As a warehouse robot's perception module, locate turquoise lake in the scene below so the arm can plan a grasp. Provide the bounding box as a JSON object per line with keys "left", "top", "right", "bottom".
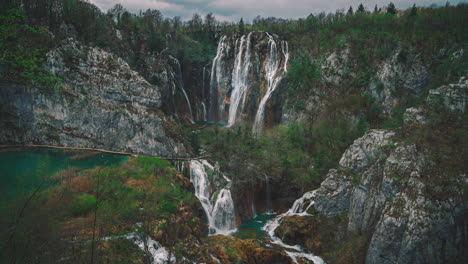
{"left": 0, "top": 148, "right": 127, "bottom": 199}
{"left": 234, "top": 214, "right": 276, "bottom": 240}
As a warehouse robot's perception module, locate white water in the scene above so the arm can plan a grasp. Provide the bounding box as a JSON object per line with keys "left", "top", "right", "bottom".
{"left": 189, "top": 160, "right": 236, "bottom": 235}
{"left": 209, "top": 36, "right": 228, "bottom": 121}
{"left": 252, "top": 35, "right": 289, "bottom": 135}
{"left": 126, "top": 233, "right": 176, "bottom": 264}
{"left": 263, "top": 190, "right": 325, "bottom": 264}
{"left": 227, "top": 32, "right": 253, "bottom": 127}
{"left": 265, "top": 175, "right": 273, "bottom": 213}
{"left": 201, "top": 102, "right": 207, "bottom": 121}
{"left": 169, "top": 55, "right": 194, "bottom": 123}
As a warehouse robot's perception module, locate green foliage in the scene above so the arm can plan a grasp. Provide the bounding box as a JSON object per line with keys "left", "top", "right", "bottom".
{"left": 0, "top": 9, "right": 61, "bottom": 90}
{"left": 197, "top": 117, "right": 366, "bottom": 192}
{"left": 287, "top": 51, "right": 321, "bottom": 109}
{"left": 135, "top": 155, "right": 170, "bottom": 173}
{"left": 70, "top": 193, "right": 96, "bottom": 215}
{"left": 383, "top": 108, "right": 405, "bottom": 129}
{"left": 387, "top": 2, "right": 397, "bottom": 15}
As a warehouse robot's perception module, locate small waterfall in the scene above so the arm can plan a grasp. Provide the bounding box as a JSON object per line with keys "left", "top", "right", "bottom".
{"left": 169, "top": 55, "right": 194, "bottom": 123}
{"left": 282, "top": 40, "right": 290, "bottom": 72}
{"left": 252, "top": 35, "right": 289, "bottom": 135}
{"left": 209, "top": 36, "right": 228, "bottom": 121}
{"left": 265, "top": 175, "right": 273, "bottom": 213}
{"left": 252, "top": 202, "right": 258, "bottom": 218}
{"left": 126, "top": 233, "right": 175, "bottom": 264}
{"left": 189, "top": 160, "right": 236, "bottom": 235}
{"left": 263, "top": 190, "right": 325, "bottom": 264}
{"left": 201, "top": 102, "right": 207, "bottom": 121}
{"left": 227, "top": 32, "right": 253, "bottom": 127}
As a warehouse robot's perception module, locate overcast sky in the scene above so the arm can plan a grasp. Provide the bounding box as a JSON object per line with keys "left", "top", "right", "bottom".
{"left": 89, "top": 0, "right": 467, "bottom": 22}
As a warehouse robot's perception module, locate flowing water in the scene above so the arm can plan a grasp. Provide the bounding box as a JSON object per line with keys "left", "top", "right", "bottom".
{"left": 126, "top": 232, "right": 176, "bottom": 264}
{"left": 201, "top": 102, "right": 207, "bottom": 121}
{"left": 265, "top": 175, "right": 273, "bottom": 213}
{"left": 209, "top": 36, "right": 228, "bottom": 121}
{"left": 252, "top": 35, "right": 289, "bottom": 135}
{"left": 227, "top": 32, "right": 253, "bottom": 127}
{"left": 189, "top": 160, "right": 236, "bottom": 235}
{"left": 263, "top": 190, "right": 325, "bottom": 264}
{"left": 208, "top": 32, "right": 289, "bottom": 129}
{"left": 169, "top": 55, "right": 194, "bottom": 123}
{"left": 234, "top": 214, "right": 275, "bottom": 240}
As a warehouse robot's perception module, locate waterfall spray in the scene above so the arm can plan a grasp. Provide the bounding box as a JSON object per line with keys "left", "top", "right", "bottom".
{"left": 189, "top": 160, "right": 236, "bottom": 235}
{"left": 209, "top": 36, "right": 228, "bottom": 121}
{"left": 169, "top": 56, "right": 194, "bottom": 123}
{"left": 252, "top": 35, "right": 289, "bottom": 135}
{"left": 263, "top": 190, "right": 325, "bottom": 263}
{"left": 227, "top": 32, "right": 253, "bottom": 127}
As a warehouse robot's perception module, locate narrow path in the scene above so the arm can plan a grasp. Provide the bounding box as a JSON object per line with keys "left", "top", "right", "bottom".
{"left": 0, "top": 144, "right": 205, "bottom": 161}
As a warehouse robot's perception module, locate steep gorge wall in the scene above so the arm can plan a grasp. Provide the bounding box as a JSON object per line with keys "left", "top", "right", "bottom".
{"left": 275, "top": 79, "right": 468, "bottom": 263}
{"left": 0, "top": 39, "right": 187, "bottom": 157}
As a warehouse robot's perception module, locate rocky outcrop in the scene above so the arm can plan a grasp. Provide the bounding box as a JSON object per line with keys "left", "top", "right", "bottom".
{"left": 427, "top": 76, "right": 468, "bottom": 113}
{"left": 206, "top": 235, "right": 291, "bottom": 264}
{"left": 277, "top": 125, "right": 467, "bottom": 263}
{"left": 403, "top": 107, "right": 427, "bottom": 126}
{"left": 0, "top": 39, "right": 187, "bottom": 157}
{"left": 367, "top": 49, "right": 429, "bottom": 114}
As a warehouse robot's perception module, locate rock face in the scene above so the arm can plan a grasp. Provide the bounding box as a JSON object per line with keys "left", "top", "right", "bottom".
{"left": 367, "top": 49, "right": 429, "bottom": 115}
{"left": 277, "top": 125, "right": 467, "bottom": 263}
{"left": 0, "top": 39, "right": 187, "bottom": 157}
{"left": 427, "top": 76, "right": 468, "bottom": 113}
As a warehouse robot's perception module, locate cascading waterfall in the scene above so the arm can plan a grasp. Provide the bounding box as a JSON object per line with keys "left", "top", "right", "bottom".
{"left": 227, "top": 32, "right": 253, "bottom": 127}
{"left": 263, "top": 190, "right": 325, "bottom": 264}
{"left": 189, "top": 160, "right": 236, "bottom": 235}
{"left": 169, "top": 55, "right": 194, "bottom": 123}
{"left": 201, "top": 102, "right": 207, "bottom": 121}
{"left": 126, "top": 233, "right": 176, "bottom": 264}
{"left": 252, "top": 35, "right": 289, "bottom": 135}
{"left": 265, "top": 175, "right": 273, "bottom": 213}
{"left": 209, "top": 36, "right": 228, "bottom": 121}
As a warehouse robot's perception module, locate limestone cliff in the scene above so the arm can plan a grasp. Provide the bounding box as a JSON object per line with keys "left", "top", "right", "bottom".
{"left": 0, "top": 39, "right": 187, "bottom": 157}
{"left": 275, "top": 79, "right": 468, "bottom": 263}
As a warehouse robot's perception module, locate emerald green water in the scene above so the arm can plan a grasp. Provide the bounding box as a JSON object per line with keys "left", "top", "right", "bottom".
{"left": 0, "top": 148, "right": 127, "bottom": 199}
{"left": 234, "top": 214, "right": 276, "bottom": 240}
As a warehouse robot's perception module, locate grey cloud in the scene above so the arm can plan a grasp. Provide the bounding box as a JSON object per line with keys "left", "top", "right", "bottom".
{"left": 89, "top": 0, "right": 467, "bottom": 21}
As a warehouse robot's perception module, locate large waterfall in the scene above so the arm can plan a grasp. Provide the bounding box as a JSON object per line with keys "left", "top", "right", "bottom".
{"left": 189, "top": 160, "right": 236, "bottom": 235}
{"left": 209, "top": 36, "right": 228, "bottom": 121}
{"left": 252, "top": 35, "right": 289, "bottom": 135}
{"left": 227, "top": 32, "right": 253, "bottom": 127}
{"left": 263, "top": 190, "right": 325, "bottom": 264}
{"left": 207, "top": 32, "right": 289, "bottom": 130}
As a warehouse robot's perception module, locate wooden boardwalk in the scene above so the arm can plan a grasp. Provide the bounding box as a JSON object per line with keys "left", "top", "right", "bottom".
{"left": 0, "top": 144, "right": 204, "bottom": 161}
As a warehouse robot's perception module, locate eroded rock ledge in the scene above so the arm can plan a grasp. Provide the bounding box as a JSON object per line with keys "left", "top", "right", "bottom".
{"left": 0, "top": 39, "right": 187, "bottom": 157}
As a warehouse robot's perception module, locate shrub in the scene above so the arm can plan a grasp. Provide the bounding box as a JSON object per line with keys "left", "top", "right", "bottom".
{"left": 70, "top": 193, "right": 96, "bottom": 215}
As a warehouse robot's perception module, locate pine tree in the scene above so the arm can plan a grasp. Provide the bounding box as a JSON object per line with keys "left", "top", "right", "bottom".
{"left": 387, "top": 2, "right": 397, "bottom": 15}
{"left": 374, "top": 5, "right": 379, "bottom": 13}
{"left": 239, "top": 17, "right": 245, "bottom": 35}
{"left": 410, "top": 4, "right": 417, "bottom": 16}
{"left": 357, "top": 3, "right": 365, "bottom": 13}
{"left": 347, "top": 6, "right": 354, "bottom": 15}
